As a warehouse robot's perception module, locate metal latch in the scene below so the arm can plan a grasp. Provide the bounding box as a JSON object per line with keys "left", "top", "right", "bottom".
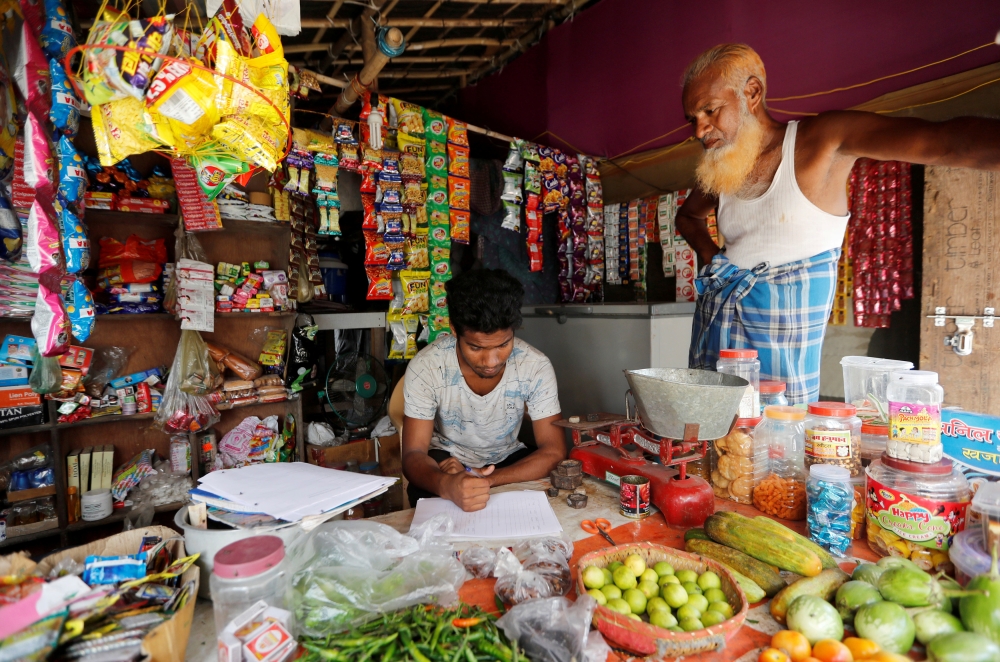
{"left": 927, "top": 307, "right": 995, "bottom": 356}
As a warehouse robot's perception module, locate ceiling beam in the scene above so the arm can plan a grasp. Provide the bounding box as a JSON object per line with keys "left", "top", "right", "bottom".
{"left": 328, "top": 55, "right": 483, "bottom": 64}
{"left": 375, "top": 69, "right": 468, "bottom": 78}
{"left": 310, "top": 0, "right": 343, "bottom": 44}
{"left": 301, "top": 17, "right": 530, "bottom": 28}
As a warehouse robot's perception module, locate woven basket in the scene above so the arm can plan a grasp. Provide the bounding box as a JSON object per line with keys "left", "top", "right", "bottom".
{"left": 575, "top": 542, "right": 748, "bottom": 659}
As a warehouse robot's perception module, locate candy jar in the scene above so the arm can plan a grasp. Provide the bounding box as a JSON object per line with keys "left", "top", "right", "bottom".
{"left": 807, "top": 464, "right": 853, "bottom": 557}
{"left": 753, "top": 406, "right": 807, "bottom": 520}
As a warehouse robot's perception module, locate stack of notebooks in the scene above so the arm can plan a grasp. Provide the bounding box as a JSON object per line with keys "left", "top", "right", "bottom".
{"left": 190, "top": 462, "right": 397, "bottom": 529}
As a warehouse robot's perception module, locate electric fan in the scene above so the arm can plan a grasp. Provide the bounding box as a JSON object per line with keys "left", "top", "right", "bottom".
{"left": 318, "top": 353, "right": 389, "bottom": 429}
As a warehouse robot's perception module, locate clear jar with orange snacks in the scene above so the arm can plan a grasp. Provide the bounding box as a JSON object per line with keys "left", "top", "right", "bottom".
{"left": 712, "top": 417, "right": 763, "bottom": 505}
{"left": 753, "top": 406, "right": 807, "bottom": 520}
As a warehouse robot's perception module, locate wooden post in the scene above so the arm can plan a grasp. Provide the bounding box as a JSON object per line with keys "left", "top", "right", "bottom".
{"left": 333, "top": 26, "right": 404, "bottom": 115}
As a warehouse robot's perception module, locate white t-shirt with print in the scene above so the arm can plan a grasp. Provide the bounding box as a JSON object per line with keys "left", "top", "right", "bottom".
{"left": 403, "top": 335, "right": 561, "bottom": 467}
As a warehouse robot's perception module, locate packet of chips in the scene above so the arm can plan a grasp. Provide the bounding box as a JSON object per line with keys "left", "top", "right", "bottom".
{"left": 450, "top": 209, "right": 470, "bottom": 245}
{"left": 430, "top": 279, "right": 448, "bottom": 311}
{"left": 92, "top": 96, "right": 166, "bottom": 166}
{"left": 502, "top": 201, "right": 521, "bottom": 232}
{"left": 14, "top": 23, "right": 51, "bottom": 119}
{"left": 431, "top": 243, "right": 452, "bottom": 282}
{"left": 60, "top": 206, "right": 90, "bottom": 273}
{"left": 400, "top": 269, "right": 429, "bottom": 314}
{"left": 405, "top": 235, "right": 428, "bottom": 270}
{"left": 403, "top": 314, "right": 419, "bottom": 359}
{"left": 387, "top": 311, "right": 405, "bottom": 359}
{"left": 392, "top": 98, "right": 424, "bottom": 137}
{"left": 49, "top": 59, "right": 79, "bottom": 137}
{"left": 447, "top": 117, "right": 469, "bottom": 147}
{"left": 365, "top": 266, "right": 392, "bottom": 300}
{"left": 27, "top": 199, "right": 62, "bottom": 274}
{"left": 447, "top": 143, "right": 469, "bottom": 178}
{"left": 427, "top": 187, "right": 448, "bottom": 209}
{"left": 146, "top": 59, "right": 220, "bottom": 148}
{"left": 58, "top": 135, "right": 88, "bottom": 205}
{"left": 424, "top": 108, "right": 447, "bottom": 142}
{"left": 364, "top": 230, "right": 389, "bottom": 265}
{"left": 24, "top": 112, "right": 55, "bottom": 193}
{"left": 64, "top": 277, "right": 95, "bottom": 342}
{"left": 501, "top": 172, "right": 523, "bottom": 204}
{"left": 41, "top": 0, "right": 76, "bottom": 59}
{"left": 448, "top": 177, "right": 470, "bottom": 211}
{"left": 118, "top": 16, "right": 174, "bottom": 99}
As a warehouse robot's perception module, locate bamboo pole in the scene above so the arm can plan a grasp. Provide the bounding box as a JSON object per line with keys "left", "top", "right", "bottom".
{"left": 289, "top": 65, "right": 347, "bottom": 88}
{"left": 328, "top": 55, "right": 482, "bottom": 64}
{"left": 301, "top": 17, "right": 530, "bottom": 28}
{"left": 332, "top": 26, "right": 404, "bottom": 115}
{"left": 375, "top": 69, "right": 467, "bottom": 78}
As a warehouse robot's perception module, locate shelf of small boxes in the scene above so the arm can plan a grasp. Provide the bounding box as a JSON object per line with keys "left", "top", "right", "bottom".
{"left": 214, "top": 261, "right": 292, "bottom": 314}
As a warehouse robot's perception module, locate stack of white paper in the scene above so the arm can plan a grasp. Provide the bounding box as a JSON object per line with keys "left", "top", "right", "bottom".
{"left": 409, "top": 490, "right": 563, "bottom": 541}
{"left": 196, "top": 462, "right": 397, "bottom": 521}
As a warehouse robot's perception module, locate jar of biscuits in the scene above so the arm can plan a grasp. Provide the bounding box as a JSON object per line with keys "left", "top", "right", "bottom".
{"left": 804, "top": 402, "right": 862, "bottom": 476}
{"left": 711, "top": 417, "right": 763, "bottom": 505}
{"left": 753, "top": 406, "right": 807, "bottom": 520}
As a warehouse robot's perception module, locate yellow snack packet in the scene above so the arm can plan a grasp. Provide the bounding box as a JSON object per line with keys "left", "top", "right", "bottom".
{"left": 146, "top": 59, "right": 220, "bottom": 150}
{"left": 91, "top": 96, "right": 165, "bottom": 166}
{"left": 403, "top": 315, "right": 419, "bottom": 359}
{"left": 400, "top": 269, "right": 429, "bottom": 315}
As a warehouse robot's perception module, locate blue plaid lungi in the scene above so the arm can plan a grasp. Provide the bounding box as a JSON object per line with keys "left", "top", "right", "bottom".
{"left": 688, "top": 249, "right": 840, "bottom": 405}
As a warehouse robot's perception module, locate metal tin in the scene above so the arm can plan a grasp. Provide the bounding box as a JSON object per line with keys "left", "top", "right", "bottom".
{"left": 620, "top": 475, "right": 651, "bottom": 519}
{"left": 624, "top": 368, "right": 748, "bottom": 440}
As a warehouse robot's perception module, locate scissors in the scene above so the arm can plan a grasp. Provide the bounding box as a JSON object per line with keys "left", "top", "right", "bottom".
{"left": 581, "top": 518, "right": 616, "bottom": 546}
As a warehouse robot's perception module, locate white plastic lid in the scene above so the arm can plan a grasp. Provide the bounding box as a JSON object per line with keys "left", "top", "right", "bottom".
{"left": 892, "top": 369, "right": 939, "bottom": 385}
{"left": 841, "top": 356, "right": 914, "bottom": 370}
{"left": 809, "top": 464, "right": 851, "bottom": 482}
{"left": 972, "top": 481, "right": 1000, "bottom": 516}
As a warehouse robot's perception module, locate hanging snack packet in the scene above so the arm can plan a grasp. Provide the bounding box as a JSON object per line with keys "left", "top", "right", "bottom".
{"left": 58, "top": 135, "right": 88, "bottom": 205}
{"left": 431, "top": 244, "right": 452, "bottom": 281}
{"left": 403, "top": 314, "right": 419, "bottom": 359}
{"left": 450, "top": 210, "right": 470, "bottom": 245}
{"left": 14, "top": 23, "right": 51, "bottom": 118}
{"left": 363, "top": 230, "right": 390, "bottom": 265}
{"left": 64, "top": 278, "right": 96, "bottom": 342}
{"left": 448, "top": 177, "right": 470, "bottom": 211}
{"left": 60, "top": 207, "right": 90, "bottom": 273}
{"left": 187, "top": 147, "right": 250, "bottom": 200}
{"left": 49, "top": 59, "right": 80, "bottom": 137}
{"left": 24, "top": 112, "right": 55, "bottom": 194}
{"left": 424, "top": 108, "right": 447, "bottom": 142}
{"left": 41, "top": 0, "right": 76, "bottom": 59}
{"left": 427, "top": 186, "right": 449, "bottom": 209}
{"left": 387, "top": 311, "right": 406, "bottom": 360}
{"left": 426, "top": 140, "right": 447, "bottom": 176}
{"left": 429, "top": 279, "right": 448, "bottom": 311}
{"left": 502, "top": 201, "right": 521, "bottom": 232}
{"left": 446, "top": 117, "right": 469, "bottom": 146}
{"left": 92, "top": 97, "right": 165, "bottom": 166}
{"left": 501, "top": 172, "right": 523, "bottom": 204}
{"left": 447, "top": 144, "right": 469, "bottom": 178}
{"left": 145, "top": 59, "right": 220, "bottom": 148}
{"left": 31, "top": 280, "right": 70, "bottom": 356}
{"left": 27, "top": 200, "right": 63, "bottom": 274}
{"left": 392, "top": 98, "right": 425, "bottom": 137}
{"left": 405, "top": 235, "right": 429, "bottom": 270}
{"left": 385, "top": 234, "right": 406, "bottom": 271}
{"left": 365, "top": 266, "right": 392, "bottom": 300}
{"left": 0, "top": 195, "right": 21, "bottom": 262}
{"left": 524, "top": 160, "right": 541, "bottom": 194}
{"left": 429, "top": 224, "right": 450, "bottom": 247}
{"left": 119, "top": 16, "right": 175, "bottom": 99}
{"left": 503, "top": 139, "right": 524, "bottom": 172}
{"left": 400, "top": 269, "right": 429, "bottom": 314}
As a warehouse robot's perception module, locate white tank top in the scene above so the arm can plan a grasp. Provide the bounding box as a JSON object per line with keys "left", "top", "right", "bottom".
{"left": 717, "top": 121, "right": 850, "bottom": 269}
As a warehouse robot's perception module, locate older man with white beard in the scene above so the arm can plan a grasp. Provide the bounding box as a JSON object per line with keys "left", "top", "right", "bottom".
{"left": 676, "top": 43, "right": 1000, "bottom": 404}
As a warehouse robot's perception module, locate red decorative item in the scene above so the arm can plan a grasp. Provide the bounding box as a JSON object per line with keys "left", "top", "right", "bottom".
{"left": 847, "top": 159, "right": 915, "bottom": 328}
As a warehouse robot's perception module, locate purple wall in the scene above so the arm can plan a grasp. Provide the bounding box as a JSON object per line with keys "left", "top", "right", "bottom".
{"left": 457, "top": 0, "right": 1000, "bottom": 158}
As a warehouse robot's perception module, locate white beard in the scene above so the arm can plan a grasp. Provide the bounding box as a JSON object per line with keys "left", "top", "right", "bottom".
{"left": 695, "top": 97, "right": 766, "bottom": 197}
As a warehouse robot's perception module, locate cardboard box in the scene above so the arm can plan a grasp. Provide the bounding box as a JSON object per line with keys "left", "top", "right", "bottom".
{"left": 102, "top": 445, "right": 115, "bottom": 490}
{"left": 0, "top": 404, "right": 45, "bottom": 430}
{"left": 0, "top": 385, "right": 42, "bottom": 408}
{"left": 80, "top": 448, "right": 92, "bottom": 493}
{"left": 34, "top": 526, "right": 198, "bottom": 662}
{"left": 0, "top": 365, "right": 29, "bottom": 386}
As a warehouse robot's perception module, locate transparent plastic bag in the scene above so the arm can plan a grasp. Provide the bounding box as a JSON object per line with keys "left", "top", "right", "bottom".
{"left": 494, "top": 545, "right": 573, "bottom": 606}
{"left": 513, "top": 536, "right": 573, "bottom": 562}
{"left": 176, "top": 330, "right": 219, "bottom": 395}
{"left": 164, "top": 221, "right": 208, "bottom": 314}
{"left": 496, "top": 595, "right": 599, "bottom": 662}
{"left": 28, "top": 349, "right": 62, "bottom": 394}
{"left": 84, "top": 345, "right": 132, "bottom": 396}
{"left": 460, "top": 546, "right": 498, "bottom": 579}
{"left": 290, "top": 517, "right": 466, "bottom": 636}
{"left": 154, "top": 337, "right": 220, "bottom": 434}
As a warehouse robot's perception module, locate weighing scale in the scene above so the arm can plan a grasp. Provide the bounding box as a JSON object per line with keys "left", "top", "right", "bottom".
{"left": 555, "top": 368, "right": 747, "bottom": 528}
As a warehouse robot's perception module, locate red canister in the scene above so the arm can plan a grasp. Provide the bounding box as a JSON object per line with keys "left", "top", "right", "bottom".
{"left": 620, "top": 475, "right": 650, "bottom": 519}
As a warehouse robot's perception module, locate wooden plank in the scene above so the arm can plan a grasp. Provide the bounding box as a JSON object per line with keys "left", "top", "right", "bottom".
{"left": 921, "top": 166, "right": 1000, "bottom": 411}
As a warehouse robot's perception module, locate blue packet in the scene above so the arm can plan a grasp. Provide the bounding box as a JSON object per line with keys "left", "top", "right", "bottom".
{"left": 0, "top": 191, "right": 22, "bottom": 262}
{"left": 41, "top": 0, "right": 76, "bottom": 60}
{"left": 58, "top": 135, "right": 87, "bottom": 205}
{"left": 83, "top": 554, "right": 147, "bottom": 586}
{"left": 49, "top": 59, "right": 79, "bottom": 137}
{"left": 64, "top": 278, "right": 95, "bottom": 342}
{"left": 60, "top": 206, "right": 90, "bottom": 273}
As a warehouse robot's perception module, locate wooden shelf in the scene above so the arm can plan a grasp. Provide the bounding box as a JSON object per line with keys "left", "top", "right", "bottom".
{"left": 85, "top": 210, "right": 289, "bottom": 235}
{"left": 0, "top": 422, "right": 53, "bottom": 438}
{"left": 64, "top": 501, "right": 186, "bottom": 533}
{"left": 0, "top": 522, "right": 61, "bottom": 549}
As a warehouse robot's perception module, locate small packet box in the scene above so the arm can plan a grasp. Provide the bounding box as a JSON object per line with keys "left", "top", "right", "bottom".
{"left": 218, "top": 601, "right": 294, "bottom": 662}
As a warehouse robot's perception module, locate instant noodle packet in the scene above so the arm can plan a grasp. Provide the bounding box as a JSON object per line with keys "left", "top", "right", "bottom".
{"left": 58, "top": 135, "right": 88, "bottom": 205}
{"left": 60, "top": 206, "right": 90, "bottom": 273}
{"left": 145, "top": 59, "right": 220, "bottom": 148}
{"left": 49, "top": 59, "right": 79, "bottom": 137}
{"left": 41, "top": 0, "right": 76, "bottom": 59}
{"left": 64, "top": 277, "right": 95, "bottom": 342}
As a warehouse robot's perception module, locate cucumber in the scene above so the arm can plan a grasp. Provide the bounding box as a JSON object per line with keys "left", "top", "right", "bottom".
{"left": 683, "top": 528, "right": 710, "bottom": 542}
{"left": 770, "top": 567, "right": 851, "bottom": 624}
{"left": 728, "top": 567, "right": 767, "bottom": 604}
{"left": 705, "top": 514, "right": 823, "bottom": 577}
{"left": 685, "top": 538, "right": 786, "bottom": 597}
{"left": 751, "top": 516, "right": 841, "bottom": 570}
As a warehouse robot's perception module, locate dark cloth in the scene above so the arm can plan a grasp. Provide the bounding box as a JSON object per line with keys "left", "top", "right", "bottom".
{"left": 406, "top": 446, "right": 534, "bottom": 506}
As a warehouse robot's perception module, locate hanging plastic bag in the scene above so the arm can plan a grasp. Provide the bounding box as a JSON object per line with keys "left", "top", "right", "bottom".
{"left": 286, "top": 316, "right": 319, "bottom": 391}
{"left": 494, "top": 544, "right": 572, "bottom": 606}
{"left": 164, "top": 220, "right": 207, "bottom": 314}
{"left": 176, "top": 330, "right": 219, "bottom": 395}
{"left": 84, "top": 345, "right": 133, "bottom": 396}
{"left": 28, "top": 348, "right": 63, "bottom": 394}
{"left": 496, "top": 596, "right": 599, "bottom": 662}
{"left": 154, "top": 331, "right": 221, "bottom": 433}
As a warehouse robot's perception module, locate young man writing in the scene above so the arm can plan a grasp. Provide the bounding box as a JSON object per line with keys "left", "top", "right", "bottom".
{"left": 401, "top": 269, "right": 566, "bottom": 511}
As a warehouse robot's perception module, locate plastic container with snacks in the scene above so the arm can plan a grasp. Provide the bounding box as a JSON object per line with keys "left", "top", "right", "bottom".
{"left": 806, "top": 464, "right": 853, "bottom": 557}
{"left": 753, "top": 406, "right": 807, "bottom": 520}
{"left": 850, "top": 474, "right": 866, "bottom": 540}
{"left": 760, "top": 381, "right": 788, "bottom": 407}
{"left": 717, "top": 349, "right": 760, "bottom": 419}
{"left": 860, "top": 423, "right": 888, "bottom": 466}
{"left": 711, "top": 418, "right": 763, "bottom": 505}
{"left": 971, "top": 481, "right": 1000, "bottom": 555}
{"left": 950, "top": 528, "right": 991, "bottom": 586}
{"left": 804, "top": 402, "right": 862, "bottom": 476}
{"left": 865, "top": 453, "right": 970, "bottom": 573}
{"left": 688, "top": 442, "right": 712, "bottom": 482}
{"left": 886, "top": 370, "right": 944, "bottom": 464}
{"left": 840, "top": 356, "right": 914, "bottom": 424}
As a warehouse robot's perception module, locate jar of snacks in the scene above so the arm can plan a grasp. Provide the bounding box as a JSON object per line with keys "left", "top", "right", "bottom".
{"left": 717, "top": 349, "right": 760, "bottom": 418}
{"left": 804, "top": 402, "right": 862, "bottom": 476}
{"left": 712, "top": 418, "right": 763, "bottom": 504}
{"left": 971, "top": 482, "right": 1000, "bottom": 556}
{"left": 753, "top": 406, "right": 807, "bottom": 520}
{"left": 806, "top": 464, "right": 853, "bottom": 557}
{"left": 861, "top": 423, "right": 888, "bottom": 466}
{"left": 850, "top": 474, "right": 867, "bottom": 540}
{"left": 865, "top": 453, "right": 970, "bottom": 572}
{"left": 688, "top": 442, "right": 712, "bottom": 482}
{"left": 760, "top": 380, "right": 789, "bottom": 407}
{"left": 886, "top": 370, "right": 944, "bottom": 463}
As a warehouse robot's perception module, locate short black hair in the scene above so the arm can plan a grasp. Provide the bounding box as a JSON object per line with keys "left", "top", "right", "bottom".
{"left": 445, "top": 269, "right": 525, "bottom": 337}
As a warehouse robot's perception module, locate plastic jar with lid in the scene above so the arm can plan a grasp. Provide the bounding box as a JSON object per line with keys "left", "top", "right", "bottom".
{"left": 850, "top": 474, "right": 867, "bottom": 540}
{"left": 752, "top": 406, "right": 807, "bottom": 520}
{"left": 886, "top": 370, "right": 944, "bottom": 463}
{"left": 971, "top": 481, "right": 1000, "bottom": 555}
{"left": 211, "top": 536, "right": 288, "bottom": 636}
{"left": 806, "top": 464, "right": 853, "bottom": 557}
{"left": 717, "top": 349, "right": 760, "bottom": 418}
{"left": 711, "top": 418, "right": 763, "bottom": 505}
{"left": 760, "top": 381, "right": 789, "bottom": 407}
{"left": 865, "top": 453, "right": 970, "bottom": 573}
{"left": 804, "top": 402, "right": 862, "bottom": 477}
{"left": 861, "top": 423, "right": 889, "bottom": 466}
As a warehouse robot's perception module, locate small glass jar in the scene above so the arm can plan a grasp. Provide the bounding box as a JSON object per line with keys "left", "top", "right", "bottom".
{"left": 806, "top": 464, "right": 853, "bottom": 557}
{"left": 717, "top": 349, "right": 760, "bottom": 419}
{"left": 804, "top": 402, "right": 862, "bottom": 476}
{"left": 753, "top": 406, "right": 807, "bottom": 520}
{"left": 711, "top": 418, "right": 762, "bottom": 505}
{"left": 760, "top": 381, "right": 789, "bottom": 407}
{"left": 861, "top": 423, "right": 889, "bottom": 466}
{"left": 211, "top": 536, "right": 287, "bottom": 636}
{"left": 865, "top": 453, "right": 970, "bottom": 573}
{"left": 887, "top": 370, "right": 945, "bottom": 463}
{"left": 688, "top": 442, "right": 712, "bottom": 483}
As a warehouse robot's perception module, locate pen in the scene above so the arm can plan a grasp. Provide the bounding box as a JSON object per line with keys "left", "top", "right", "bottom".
{"left": 464, "top": 466, "right": 485, "bottom": 478}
